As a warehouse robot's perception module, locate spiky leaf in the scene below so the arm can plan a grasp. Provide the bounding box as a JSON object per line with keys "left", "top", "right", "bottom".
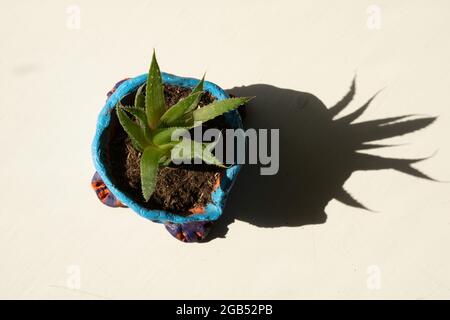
{"left": 123, "top": 106, "right": 147, "bottom": 125}
{"left": 191, "top": 74, "right": 205, "bottom": 95}
{"left": 169, "top": 113, "right": 195, "bottom": 128}
{"left": 193, "top": 97, "right": 252, "bottom": 124}
{"left": 140, "top": 146, "right": 165, "bottom": 201}
{"left": 116, "top": 106, "right": 148, "bottom": 151}
{"left": 146, "top": 51, "right": 166, "bottom": 129}
{"left": 134, "top": 84, "right": 145, "bottom": 109}
{"left": 171, "top": 138, "right": 225, "bottom": 167}
{"left": 152, "top": 127, "right": 189, "bottom": 146}
{"left": 159, "top": 91, "right": 202, "bottom": 126}
{"left": 182, "top": 75, "right": 205, "bottom": 114}
{"left": 123, "top": 106, "right": 151, "bottom": 139}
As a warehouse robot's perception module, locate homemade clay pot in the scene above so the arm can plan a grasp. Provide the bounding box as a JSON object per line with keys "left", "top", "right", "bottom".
{"left": 91, "top": 73, "right": 243, "bottom": 242}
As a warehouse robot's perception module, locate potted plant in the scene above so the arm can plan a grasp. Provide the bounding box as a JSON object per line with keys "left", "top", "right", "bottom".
{"left": 91, "top": 51, "right": 251, "bottom": 242}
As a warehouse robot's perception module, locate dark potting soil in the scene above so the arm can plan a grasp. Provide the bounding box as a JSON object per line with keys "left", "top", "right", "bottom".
{"left": 107, "top": 84, "right": 227, "bottom": 216}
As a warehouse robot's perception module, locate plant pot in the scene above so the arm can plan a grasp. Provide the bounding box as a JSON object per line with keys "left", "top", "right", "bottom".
{"left": 91, "top": 73, "right": 243, "bottom": 242}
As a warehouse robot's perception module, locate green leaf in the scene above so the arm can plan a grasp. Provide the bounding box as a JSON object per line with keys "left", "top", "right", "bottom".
{"left": 171, "top": 138, "right": 225, "bottom": 167}
{"left": 157, "top": 152, "right": 172, "bottom": 166}
{"left": 183, "top": 75, "right": 205, "bottom": 114}
{"left": 140, "top": 146, "right": 165, "bottom": 201}
{"left": 160, "top": 155, "right": 173, "bottom": 166}
{"left": 130, "top": 139, "right": 143, "bottom": 152}
{"left": 116, "top": 106, "right": 148, "bottom": 151}
{"left": 193, "top": 97, "right": 253, "bottom": 124}
{"left": 191, "top": 74, "right": 205, "bottom": 95}
{"left": 134, "top": 84, "right": 145, "bottom": 109}
{"left": 122, "top": 106, "right": 151, "bottom": 140}
{"left": 169, "top": 113, "right": 195, "bottom": 128}
{"left": 146, "top": 51, "right": 166, "bottom": 129}
{"left": 123, "top": 106, "right": 147, "bottom": 125}
{"left": 159, "top": 92, "right": 202, "bottom": 126}
{"left": 152, "top": 127, "right": 189, "bottom": 146}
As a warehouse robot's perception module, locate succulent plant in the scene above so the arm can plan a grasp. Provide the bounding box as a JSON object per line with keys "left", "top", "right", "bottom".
{"left": 115, "top": 51, "right": 252, "bottom": 201}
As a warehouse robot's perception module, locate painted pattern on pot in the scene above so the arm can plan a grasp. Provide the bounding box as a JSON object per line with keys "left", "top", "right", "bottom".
{"left": 91, "top": 73, "right": 243, "bottom": 242}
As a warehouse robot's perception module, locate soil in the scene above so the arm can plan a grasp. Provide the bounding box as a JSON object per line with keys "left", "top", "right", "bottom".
{"left": 106, "top": 84, "right": 228, "bottom": 216}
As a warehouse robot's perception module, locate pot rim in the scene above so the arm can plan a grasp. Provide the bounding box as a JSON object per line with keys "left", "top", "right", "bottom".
{"left": 92, "top": 72, "right": 243, "bottom": 224}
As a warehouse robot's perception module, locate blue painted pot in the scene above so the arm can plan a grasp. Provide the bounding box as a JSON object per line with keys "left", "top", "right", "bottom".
{"left": 91, "top": 73, "right": 243, "bottom": 242}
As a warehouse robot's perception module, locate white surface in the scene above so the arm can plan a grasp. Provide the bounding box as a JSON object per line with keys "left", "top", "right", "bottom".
{"left": 1, "top": 0, "right": 449, "bottom": 299}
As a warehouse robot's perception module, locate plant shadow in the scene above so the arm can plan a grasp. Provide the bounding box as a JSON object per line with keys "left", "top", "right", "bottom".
{"left": 207, "top": 79, "right": 436, "bottom": 240}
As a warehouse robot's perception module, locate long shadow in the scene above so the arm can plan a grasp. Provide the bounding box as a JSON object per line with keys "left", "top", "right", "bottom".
{"left": 208, "top": 79, "right": 436, "bottom": 240}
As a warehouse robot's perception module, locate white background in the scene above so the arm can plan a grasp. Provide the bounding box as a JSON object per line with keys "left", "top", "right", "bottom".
{"left": 1, "top": 0, "right": 449, "bottom": 299}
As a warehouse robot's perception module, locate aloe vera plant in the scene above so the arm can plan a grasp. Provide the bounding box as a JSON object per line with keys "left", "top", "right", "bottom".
{"left": 115, "top": 51, "right": 252, "bottom": 201}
